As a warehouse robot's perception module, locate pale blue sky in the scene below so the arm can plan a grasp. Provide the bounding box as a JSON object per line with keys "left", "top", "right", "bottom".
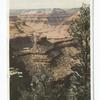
{"left": 10, "top": 0, "right": 90, "bottom": 9}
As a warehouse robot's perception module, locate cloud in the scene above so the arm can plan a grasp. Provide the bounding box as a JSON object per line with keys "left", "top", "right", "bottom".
{"left": 10, "top": 0, "right": 90, "bottom": 9}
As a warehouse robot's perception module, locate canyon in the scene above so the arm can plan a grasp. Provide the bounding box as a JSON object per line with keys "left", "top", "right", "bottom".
{"left": 10, "top": 8, "right": 81, "bottom": 100}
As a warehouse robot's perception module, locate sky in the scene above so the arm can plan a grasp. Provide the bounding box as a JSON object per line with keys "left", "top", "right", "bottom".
{"left": 10, "top": 0, "right": 90, "bottom": 9}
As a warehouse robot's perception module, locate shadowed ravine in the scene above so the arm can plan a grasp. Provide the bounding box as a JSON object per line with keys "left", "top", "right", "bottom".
{"left": 10, "top": 34, "right": 80, "bottom": 100}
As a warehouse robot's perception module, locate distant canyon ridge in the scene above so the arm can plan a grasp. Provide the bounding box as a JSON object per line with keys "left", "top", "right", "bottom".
{"left": 10, "top": 8, "right": 79, "bottom": 40}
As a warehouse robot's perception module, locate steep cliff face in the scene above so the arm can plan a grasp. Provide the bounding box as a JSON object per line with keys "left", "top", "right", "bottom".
{"left": 10, "top": 34, "right": 80, "bottom": 80}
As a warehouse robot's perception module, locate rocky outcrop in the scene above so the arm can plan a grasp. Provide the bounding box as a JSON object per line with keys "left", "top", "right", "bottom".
{"left": 10, "top": 32, "right": 80, "bottom": 80}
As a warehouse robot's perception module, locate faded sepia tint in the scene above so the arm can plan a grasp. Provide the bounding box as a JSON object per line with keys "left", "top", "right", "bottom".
{"left": 10, "top": 0, "right": 90, "bottom": 100}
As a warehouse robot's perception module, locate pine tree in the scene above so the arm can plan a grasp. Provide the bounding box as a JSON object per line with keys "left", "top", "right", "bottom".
{"left": 68, "top": 4, "right": 90, "bottom": 100}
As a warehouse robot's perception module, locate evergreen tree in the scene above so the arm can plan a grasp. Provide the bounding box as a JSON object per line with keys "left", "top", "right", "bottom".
{"left": 68, "top": 4, "right": 90, "bottom": 100}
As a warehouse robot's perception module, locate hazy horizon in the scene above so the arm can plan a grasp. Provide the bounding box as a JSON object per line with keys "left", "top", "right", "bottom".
{"left": 10, "top": 7, "right": 80, "bottom": 10}
{"left": 10, "top": 0, "right": 90, "bottom": 9}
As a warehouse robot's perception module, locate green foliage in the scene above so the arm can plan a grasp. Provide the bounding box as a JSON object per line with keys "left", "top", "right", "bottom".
{"left": 69, "top": 4, "right": 90, "bottom": 100}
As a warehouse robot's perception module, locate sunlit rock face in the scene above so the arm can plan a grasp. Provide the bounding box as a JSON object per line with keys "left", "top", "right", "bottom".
{"left": 10, "top": 8, "right": 79, "bottom": 42}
